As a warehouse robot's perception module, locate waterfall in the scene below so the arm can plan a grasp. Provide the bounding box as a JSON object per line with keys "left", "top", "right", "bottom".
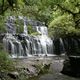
{"left": 3, "top": 16, "right": 54, "bottom": 58}
{"left": 60, "top": 38, "right": 65, "bottom": 53}
{"left": 23, "top": 17, "right": 28, "bottom": 35}
{"left": 36, "top": 26, "right": 48, "bottom": 35}
{"left": 6, "top": 16, "right": 16, "bottom": 34}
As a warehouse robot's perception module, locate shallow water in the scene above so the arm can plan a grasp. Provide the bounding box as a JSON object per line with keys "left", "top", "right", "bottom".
{"left": 13, "top": 56, "right": 80, "bottom": 80}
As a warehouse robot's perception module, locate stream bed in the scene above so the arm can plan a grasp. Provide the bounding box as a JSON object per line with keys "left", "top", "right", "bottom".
{"left": 13, "top": 56, "right": 80, "bottom": 80}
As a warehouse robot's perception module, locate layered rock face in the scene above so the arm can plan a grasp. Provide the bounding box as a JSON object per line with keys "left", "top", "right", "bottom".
{"left": 3, "top": 16, "right": 54, "bottom": 58}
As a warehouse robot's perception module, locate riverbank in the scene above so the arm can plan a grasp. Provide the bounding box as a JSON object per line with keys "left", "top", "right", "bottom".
{"left": 0, "top": 56, "right": 80, "bottom": 80}
{"left": 13, "top": 56, "right": 80, "bottom": 80}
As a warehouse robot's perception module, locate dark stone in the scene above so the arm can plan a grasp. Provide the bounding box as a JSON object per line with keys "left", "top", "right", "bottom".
{"left": 61, "top": 56, "right": 80, "bottom": 77}
{"left": 17, "top": 34, "right": 23, "bottom": 40}
{"left": 61, "top": 59, "right": 72, "bottom": 75}
{"left": 0, "top": 34, "right": 5, "bottom": 42}
{"left": 53, "top": 38, "right": 61, "bottom": 55}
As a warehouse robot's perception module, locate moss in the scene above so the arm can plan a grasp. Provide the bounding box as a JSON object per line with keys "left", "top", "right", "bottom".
{"left": 28, "top": 25, "right": 36, "bottom": 34}
{"left": 28, "top": 25, "right": 41, "bottom": 36}
{"left": 15, "top": 19, "right": 24, "bottom": 33}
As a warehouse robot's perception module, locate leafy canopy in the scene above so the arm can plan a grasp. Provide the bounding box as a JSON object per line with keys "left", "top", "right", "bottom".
{"left": 49, "top": 0, "right": 80, "bottom": 37}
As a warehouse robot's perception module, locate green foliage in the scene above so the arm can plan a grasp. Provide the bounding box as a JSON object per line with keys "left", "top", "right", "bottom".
{"left": 0, "top": 0, "right": 59, "bottom": 32}
{"left": 28, "top": 25, "right": 41, "bottom": 36}
{"left": 61, "top": 0, "right": 79, "bottom": 13}
{"left": 0, "top": 0, "right": 80, "bottom": 37}
{"left": 49, "top": 13, "right": 76, "bottom": 37}
{"left": 0, "top": 16, "right": 6, "bottom": 33}
{"left": 22, "top": 0, "right": 54, "bottom": 25}
{"left": 15, "top": 18, "right": 24, "bottom": 33}
{"left": 49, "top": 0, "right": 80, "bottom": 37}
{"left": 27, "top": 25, "right": 34, "bottom": 34}
{"left": 0, "top": 51, "right": 15, "bottom": 72}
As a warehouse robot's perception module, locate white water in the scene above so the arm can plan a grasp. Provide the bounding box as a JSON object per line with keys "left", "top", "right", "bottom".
{"left": 3, "top": 16, "right": 54, "bottom": 58}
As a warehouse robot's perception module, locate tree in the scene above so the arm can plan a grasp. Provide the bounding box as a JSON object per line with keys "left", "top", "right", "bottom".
{"left": 22, "top": 0, "right": 54, "bottom": 26}
{"left": 49, "top": 0, "right": 80, "bottom": 37}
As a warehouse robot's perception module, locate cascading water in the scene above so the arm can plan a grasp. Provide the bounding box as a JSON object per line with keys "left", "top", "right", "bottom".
{"left": 3, "top": 16, "right": 54, "bottom": 58}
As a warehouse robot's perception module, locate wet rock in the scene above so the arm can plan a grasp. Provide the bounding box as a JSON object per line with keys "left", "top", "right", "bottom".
{"left": 61, "top": 59, "right": 71, "bottom": 75}
{"left": 26, "top": 67, "right": 38, "bottom": 76}
{"left": 32, "top": 64, "right": 37, "bottom": 68}
{"left": 17, "top": 67, "right": 38, "bottom": 78}
{"left": 0, "top": 34, "right": 5, "bottom": 40}
{"left": 61, "top": 56, "right": 80, "bottom": 77}
{"left": 8, "top": 72, "right": 19, "bottom": 79}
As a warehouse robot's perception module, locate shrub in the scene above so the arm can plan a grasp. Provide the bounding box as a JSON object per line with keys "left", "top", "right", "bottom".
{"left": 0, "top": 51, "right": 15, "bottom": 72}
{"left": 0, "top": 43, "right": 4, "bottom": 50}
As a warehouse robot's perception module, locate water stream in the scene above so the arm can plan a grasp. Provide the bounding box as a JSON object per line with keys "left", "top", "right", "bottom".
{"left": 3, "top": 16, "right": 54, "bottom": 58}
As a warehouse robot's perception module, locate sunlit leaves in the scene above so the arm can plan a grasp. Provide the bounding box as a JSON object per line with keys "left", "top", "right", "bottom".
{"left": 49, "top": 13, "right": 76, "bottom": 37}
{"left": 49, "top": 0, "right": 80, "bottom": 37}
{"left": 61, "top": 0, "right": 79, "bottom": 13}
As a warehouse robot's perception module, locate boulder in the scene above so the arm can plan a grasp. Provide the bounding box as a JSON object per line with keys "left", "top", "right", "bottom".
{"left": 61, "top": 56, "right": 80, "bottom": 77}
{"left": 8, "top": 72, "right": 19, "bottom": 79}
